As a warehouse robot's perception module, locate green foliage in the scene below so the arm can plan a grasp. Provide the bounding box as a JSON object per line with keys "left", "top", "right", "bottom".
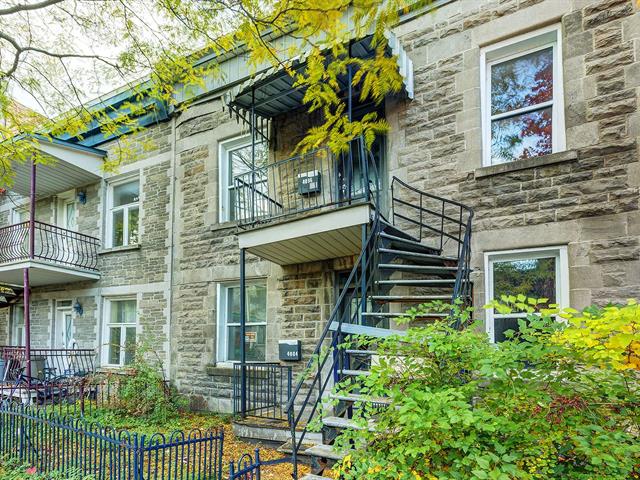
{"left": 100, "top": 342, "right": 186, "bottom": 424}
{"left": 332, "top": 300, "right": 640, "bottom": 480}
{"left": 0, "top": 457, "right": 93, "bottom": 480}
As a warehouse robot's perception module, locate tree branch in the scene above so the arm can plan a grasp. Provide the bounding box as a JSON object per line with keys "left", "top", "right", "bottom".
{"left": 0, "top": 0, "right": 65, "bottom": 16}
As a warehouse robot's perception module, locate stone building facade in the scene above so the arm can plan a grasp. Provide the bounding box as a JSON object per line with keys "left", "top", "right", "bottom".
{"left": 1, "top": 0, "right": 639, "bottom": 411}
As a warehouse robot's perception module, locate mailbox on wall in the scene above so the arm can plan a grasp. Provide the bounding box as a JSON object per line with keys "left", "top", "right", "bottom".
{"left": 279, "top": 340, "right": 302, "bottom": 361}
{"left": 297, "top": 170, "right": 321, "bottom": 195}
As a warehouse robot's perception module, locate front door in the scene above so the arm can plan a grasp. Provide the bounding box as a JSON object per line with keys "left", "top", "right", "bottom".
{"left": 54, "top": 307, "right": 74, "bottom": 350}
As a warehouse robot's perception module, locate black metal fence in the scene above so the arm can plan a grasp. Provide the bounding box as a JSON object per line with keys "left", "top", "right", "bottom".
{"left": 233, "top": 140, "right": 375, "bottom": 227}
{"left": 0, "top": 403, "right": 225, "bottom": 480}
{"left": 0, "top": 220, "right": 100, "bottom": 271}
{"left": 233, "top": 363, "right": 292, "bottom": 420}
{"left": 228, "top": 449, "right": 262, "bottom": 480}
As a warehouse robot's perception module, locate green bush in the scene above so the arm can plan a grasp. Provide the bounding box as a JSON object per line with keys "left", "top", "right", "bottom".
{"left": 332, "top": 301, "right": 640, "bottom": 480}
{"left": 0, "top": 457, "right": 93, "bottom": 479}
{"left": 103, "top": 342, "right": 186, "bottom": 424}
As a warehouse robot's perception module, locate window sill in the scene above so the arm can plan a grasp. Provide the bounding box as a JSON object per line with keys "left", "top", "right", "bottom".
{"left": 98, "top": 244, "right": 142, "bottom": 255}
{"left": 210, "top": 220, "right": 237, "bottom": 233}
{"left": 205, "top": 363, "right": 235, "bottom": 376}
{"left": 474, "top": 150, "right": 578, "bottom": 179}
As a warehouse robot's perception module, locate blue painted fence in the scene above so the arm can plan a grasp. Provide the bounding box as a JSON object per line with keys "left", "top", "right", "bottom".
{"left": 0, "top": 403, "right": 224, "bottom": 479}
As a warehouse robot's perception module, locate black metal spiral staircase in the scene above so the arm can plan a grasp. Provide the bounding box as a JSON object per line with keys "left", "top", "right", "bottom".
{"left": 282, "top": 154, "right": 474, "bottom": 478}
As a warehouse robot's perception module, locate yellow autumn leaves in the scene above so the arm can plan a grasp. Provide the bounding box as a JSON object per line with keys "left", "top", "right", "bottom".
{"left": 553, "top": 300, "right": 640, "bottom": 371}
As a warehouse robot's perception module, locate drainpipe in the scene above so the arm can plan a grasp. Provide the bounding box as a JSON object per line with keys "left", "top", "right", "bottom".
{"left": 24, "top": 158, "right": 36, "bottom": 380}
{"left": 240, "top": 248, "right": 247, "bottom": 417}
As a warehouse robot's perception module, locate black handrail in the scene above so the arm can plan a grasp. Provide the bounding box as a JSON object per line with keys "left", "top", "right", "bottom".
{"left": 0, "top": 221, "right": 100, "bottom": 271}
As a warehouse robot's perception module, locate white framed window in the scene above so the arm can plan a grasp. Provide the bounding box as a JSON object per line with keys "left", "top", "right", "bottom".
{"left": 216, "top": 281, "right": 267, "bottom": 363}
{"left": 11, "top": 206, "right": 28, "bottom": 224}
{"left": 11, "top": 305, "right": 24, "bottom": 346}
{"left": 484, "top": 246, "right": 569, "bottom": 343}
{"left": 103, "top": 298, "right": 137, "bottom": 366}
{"left": 481, "top": 25, "right": 565, "bottom": 166}
{"left": 218, "top": 135, "right": 268, "bottom": 222}
{"left": 107, "top": 177, "right": 140, "bottom": 247}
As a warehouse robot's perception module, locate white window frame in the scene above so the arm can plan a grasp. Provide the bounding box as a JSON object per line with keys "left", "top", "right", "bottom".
{"left": 11, "top": 206, "right": 28, "bottom": 224}
{"left": 219, "top": 135, "right": 251, "bottom": 223}
{"left": 106, "top": 174, "right": 140, "bottom": 248}
{"left": 101, "top": 297, "right": 138, "bottom": 367}
{"left": 484, "top": 246, "right": 569, "bottom": 343}
{"left": 480, "top": 25, "right": 565, "bottom": 167}
{"left": 216, "top": 281, "right": 267, "bottom": 364}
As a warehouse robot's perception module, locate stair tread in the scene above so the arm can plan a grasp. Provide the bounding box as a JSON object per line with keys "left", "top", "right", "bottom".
{"left": 339, "top": 369, "right": 371, "bottom": 377}
{"left": 379, "top": 219, "right": 420, "bottom": 242}
{"left": 329, "top": 393, "right": 391, "bottom": 404}
{"left": 379, "top": 248, "right": 458, "bottom": 262}
{"left": 301, "top": 475, "right": 334, "bottom": 480}
{"left": 361, "top": 311, "right": 447, "bottom": 317}
{"left": 376, "top": 279, "right": 456, "bottom": 285}
{"left": 345, "top": 349, "right": 378, "bottom": 355}
{"left": 329, "top": 322, "right": 406, "bottom": 337}
{"left": 378, "top": 263, "right": 458, "bottom": 272}
{"left": 323, "top": 416, "right": 376, "bottom": 431}
{"left": 304, "top": 444, "right": 352, "bottom": 461}
{"left": 379, "top": 233, "right": 439, "bottom": 254}
{"left": 370, "top": 295, "right": 451, "bottom": 301}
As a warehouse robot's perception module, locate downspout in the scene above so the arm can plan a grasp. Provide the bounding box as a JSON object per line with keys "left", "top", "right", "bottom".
{"left": 167, "top": 115, "right": 177, "bottom": 383}
{"left": 24, "top": 158, "right": 36, "bottom": 380}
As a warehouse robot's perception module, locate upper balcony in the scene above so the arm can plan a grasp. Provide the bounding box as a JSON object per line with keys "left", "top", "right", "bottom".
{"left": 233, "top": 141, "right": 379, "bottom": 265}
{"left": 0, "top": 221, "right": 100, "bottom": 286}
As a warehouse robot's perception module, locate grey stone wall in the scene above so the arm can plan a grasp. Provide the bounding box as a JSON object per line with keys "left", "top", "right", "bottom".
{"left": 388, "top": 0, "right": 640, "bottom": 309}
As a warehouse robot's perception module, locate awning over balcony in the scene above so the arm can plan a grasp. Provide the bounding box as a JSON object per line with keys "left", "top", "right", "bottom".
{"left": 225, "top": 32, "right": 413, "bottom": 120}
{"left": 9, "top": 135, "right": 106, "bottom": 197}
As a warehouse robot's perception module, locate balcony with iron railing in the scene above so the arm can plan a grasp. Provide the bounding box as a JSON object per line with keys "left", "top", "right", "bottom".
{"left": 0, "top": 221, "right": 100, "bottom": 286}
{"left": 233, "top": 138, "right": 381, "bottom": 265}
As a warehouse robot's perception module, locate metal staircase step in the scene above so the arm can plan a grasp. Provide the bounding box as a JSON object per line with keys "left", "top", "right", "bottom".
{"left": 378, "top": 263, "right": 458, "bottom": 275}
{"left": 370, "top": 294, "right": 451, "bottom": 303}
{"left": 361, "top": 311, "right": 447, "bottom": 318}
{"left": 323, "top": 416, "right": 375, "bottom": 431}
{"left": 304, "top": 444, "right": 351, "bottom": 461}
{"left": 379, "top": 219, "right": 419, "bottom": 242}
{"left": 339, "top": 369, "right": 371, "bottom": 377}
{"left": 329, "top": 321, "right": 406, "bottom": 337}
{"left": 329, "top": 393, "right": 391, "bottom": 405}
{"left": 345, "top": 349, "right": 378, "bottom": 355}
{"left": 376, "top": 279, "right": 456, "bottom": 286}
{"left": 379, "top": 232, "right": 439, "bottom": 255}
{"left": 379, "top": 248, "right": 458, "bottom": 264}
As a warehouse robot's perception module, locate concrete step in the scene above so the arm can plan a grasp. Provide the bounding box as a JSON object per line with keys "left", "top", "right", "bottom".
{"left": 329, "top": 393, "right": 391, "bottom": 405}
{"left": 301, "top": 475, "right": 333, "bottom": 480}
{"left": 323, "top": 416, "right": 375, "bottom": 431}
{"left": 304, "top": 443, "right": 351, "bottom": 461}
{"left": 344, "top": 349, "right": 378, "bottom": 356}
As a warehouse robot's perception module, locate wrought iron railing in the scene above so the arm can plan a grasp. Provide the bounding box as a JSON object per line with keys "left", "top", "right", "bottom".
{"left": 233, "top": 139, "right": 376, "bottom": 227}
{"left": 0, "top": 345, "right": 96, "bottom": 382}
{"left": 0, "top": 403, "right": 224, "bottom": 480}
{"left": 233, "top": 363, "right": 292, "bottom": 420}
{"left": 391, "top": 176, "right": 474, "bottom": 308}
{"left": 0, "top": 221, "right": 100, "bottom": 271}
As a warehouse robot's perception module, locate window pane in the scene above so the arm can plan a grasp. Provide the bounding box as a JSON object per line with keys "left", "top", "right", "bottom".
{"left": 247, "top": 284, "right": 267, "bottom": 324}
{"left": 227, "top": 286, "right": 241, "bottom": 324}
{"left": 227, "top": 325, "right": 266, "bottom": 362}
{"left": 493, "top": 256, "right": 556, "bottom": 305}
{"left": 128, "top": 207, "right": 139, "bottom": 245}
{"left": 110, "top": 300, "right": 137, "bottom": 324}
{"left": 124, "top": 327, "right": 136, "bottom": 365}
{"left": 112, "top": 210, "right": 124, "bottom": 247}
{"left": 65, "top": 203, "right": 76, "bottom": 230}
{"left": 108, "top": 327, "right": 122, "bottom": 364}
{"left": 491, "top": 107, "right": 552, "bottom": 164}
{"left": 113, "top": 181, "right": 140, "bottom": 207}
{"left": 491, "top": 47, "right": 553, "bottom": 115}
{"left": 228, "top": 143, "right": 268, "bottom": 187}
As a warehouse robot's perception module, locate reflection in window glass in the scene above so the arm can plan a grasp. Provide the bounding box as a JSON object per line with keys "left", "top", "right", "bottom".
{"left": 491, "top": 108, "right": 552, "bottom": 164}
{"left": 493, "top": 256, "right": 556, "bottom": 304}
{"left": 107, "top": 299, "right": 137, "bottom": 366}
{"left": 110, "top": 179, "right": 140, "bottom": 247}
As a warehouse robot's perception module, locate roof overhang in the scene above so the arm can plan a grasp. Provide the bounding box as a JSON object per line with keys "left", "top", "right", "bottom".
{"left": 225, "top": 33, "right": 413, "bottom": 120}
{"left": 9, "top": 136, "right": 106, "bottom": 197}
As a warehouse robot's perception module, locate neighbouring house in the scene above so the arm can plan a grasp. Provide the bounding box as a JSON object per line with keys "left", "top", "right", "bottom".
{"left": 0, "top": 0, "right": 639, "bottom": 468}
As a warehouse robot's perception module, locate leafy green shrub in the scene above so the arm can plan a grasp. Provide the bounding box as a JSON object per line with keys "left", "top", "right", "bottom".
{"left": 332, "top": 300, "right": 640, "bottom": 479}
{"left": 102, "top": 342, "right": 186, "bottom": 424}
{"left": 0, "top": 457, "right": 93, "bottom": 479}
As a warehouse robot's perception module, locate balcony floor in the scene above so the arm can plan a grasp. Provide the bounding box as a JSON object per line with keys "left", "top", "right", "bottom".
{"left": 0, "top": 260, "right": 100, "bottom": 287}
{"left": 237, "top": 204, "right": 371, "bottom": 265}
